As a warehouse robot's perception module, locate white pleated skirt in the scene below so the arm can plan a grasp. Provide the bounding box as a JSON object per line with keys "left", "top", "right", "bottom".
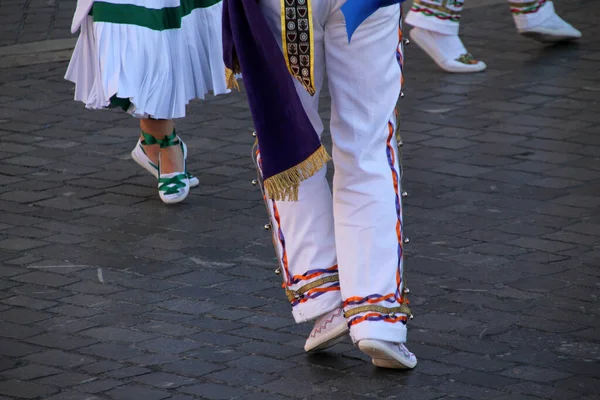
{"left": 65, "top": 0, "right": 228, "bottom": 119}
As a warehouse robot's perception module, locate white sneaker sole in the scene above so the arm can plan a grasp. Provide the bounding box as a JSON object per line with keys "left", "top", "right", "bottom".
{"left": 358, "top": 339, "right": 417, "bottom": 369}
{"left": 305, "top": 322, "right": 349, "bottom": 353}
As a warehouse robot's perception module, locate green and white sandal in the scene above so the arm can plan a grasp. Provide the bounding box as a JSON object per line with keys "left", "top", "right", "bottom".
{"left": 135, "top": 131, "right": 191, "bottom": 204}
{"left": 131, "top": 132, "right": 199, "bottom": 187}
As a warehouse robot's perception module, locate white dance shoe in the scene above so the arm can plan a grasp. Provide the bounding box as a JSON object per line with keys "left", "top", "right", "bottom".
{"left": 304, "top": 307, "right": 349, "bottom": 352}
{"left": 519, "top": 13, "right": 582, "bottom": 43}
{"left": 358, "top": 339, "right": 418, "bottom": 369}
{"left": 409, "top": 27, "right": 487, "bottom": 73}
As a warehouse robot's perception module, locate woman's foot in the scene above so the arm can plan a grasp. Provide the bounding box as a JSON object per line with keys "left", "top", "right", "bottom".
{"left": 409, "top": 27, "right": 487, "bottom": 73}
{"left": 156, "top": 132, "right": 190, "bottom": 204}
{"left": 131, "top": 134, "right": 200, "bottom": 187}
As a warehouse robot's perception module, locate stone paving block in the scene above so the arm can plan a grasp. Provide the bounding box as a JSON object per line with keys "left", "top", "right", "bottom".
{"left": 186, "top": 316, "right": 244, "bottom": 332}
{"left": 134, "top": 321, "right": 198, "bottom": 337}
{"left": 85, "top": 313, "right": 149, "bottom": 328}
{"left": 59, "top": 294, "right": 112, "bottom": 308}
{"left": 80, "top": 361, "right": 123, "bottom": 375}
{"left": 25, "top": 332, "right": 99, "bottom": 351}
{"left": 156, "top": 298, "right": 220, "bottom": 315}
{"left": 35, "top": 315, "right": 99, "bottom": 335}
{"left": 507, "top": 276, "right": 571, "bottom": 293}
{"left": 108, "top": 289, "right": 174, "bottom": 305}
{"left": 1, "top": 363, "right": 63, "bottom": 380}
{"left": 234, "top": 340, "right": 303, "bottom": 360}
{"left": 132, "top": 372, "right": 195, "bottom": 389}
{"left": 11, "top": 271, "right": 79, "bottom": 287}
{"left": 79, "top": 326, "right": 156, "bottom": 343}
{"left": 49, "top": 303, "right": 105, "bottom": 318}
{"left": 0, "top": 189, "right": 55, "bottom": 203}
{"left": 0, "top": 307, "right": 55, "bottom": 324}
{"left": 185, "top": 346, "right": 247, "bottom": 363}
{"left": 136, "top": 337, "right": 203, "bottom": 355}
{"left": 35, "top": 371, "right": 94, "bottom": 388}
{"left": 205, "top": 367, "right": 277, "bottom": 387}
{"left": 62, "top": 281, "right": 126, "bottom": 295}
{"left": 73, "top": 379, "right": 124, "bottom": 394}
{"left": 1, "top": 294, "right": 58, "bottom": 309}
{"left": 0, "top": 320, "right": 45, "bottom": 340}
{"left": 78, "top": 343, "right": 147, "bottom": 361}
{"left": 160, "top": 359, "right": 225, "bottom": 377}
{"left": 228, "top": 355, "right": 298, "bottom": 374}
{"left": 0, "top": 337, "right": 44, "bottom": 357}
{"left": 437, "top": 351, "right": 517, "bottom": 373}
{"left": 105, "top": 385, "right": 171, "bottom": 400}
{"left": 8, "top": 226, "right": 55, "bottom": 239}
{"left": 505, "top": 381, "right": 582, "bottom": 400}
{"left": 0, "top": 379, "right": 59, "bottom": 399}
{"left": 24, "top": 349, "right": 96, "bottom": 368}
{"left": 180, "top": 382, "right": 257, "bottom": 399}
{"left": 433, "top": 381, "right": 506, "bottom": 399}
{"left": 0, "top": 359, "right": 17, "bottom": 373}
{"left": 0, "top": 237, "right": 48, "bottom": 251}
{"left": 500, "top": 366, "right": 573, "bottom": 383}
{"left": 105, "top": 366, "right": 152, "bottom": 379}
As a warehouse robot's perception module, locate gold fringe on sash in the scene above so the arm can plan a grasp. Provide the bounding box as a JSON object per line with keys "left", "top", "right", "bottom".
{"left": 225, "top": 67, "right": 240, "bottom": 91}
{"left": 264, "top": 145, "right": 331, "bottom": 201}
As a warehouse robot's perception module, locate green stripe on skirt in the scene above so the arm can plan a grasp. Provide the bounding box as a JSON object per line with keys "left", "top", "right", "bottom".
{"left": 91, "top": 0, "right": 222, "bottom": 30}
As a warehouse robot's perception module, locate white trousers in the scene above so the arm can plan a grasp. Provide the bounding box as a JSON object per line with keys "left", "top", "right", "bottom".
{"left": 258, "top": 0, "right": 408, "bottom": 344}
{"left": 405, "top": 0, "right": 557, "bottom": 35}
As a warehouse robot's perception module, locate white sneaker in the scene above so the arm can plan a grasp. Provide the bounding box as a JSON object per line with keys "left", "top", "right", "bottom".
{"left": 520, "top": 13, "right": 582, "bottom": 43}
{"left": 357, "top": 339, "right": 418, "bottom": 369}
{"left": 304, "top": 308, "right": 349, "bottom": 353}
{"left": 409, "top": 27, "right": 487, "bottom": 73}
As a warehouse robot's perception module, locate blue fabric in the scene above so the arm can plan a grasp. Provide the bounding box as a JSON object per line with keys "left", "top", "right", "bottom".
{"left": 341, "top": 0, "right": 406, "bottom": 41}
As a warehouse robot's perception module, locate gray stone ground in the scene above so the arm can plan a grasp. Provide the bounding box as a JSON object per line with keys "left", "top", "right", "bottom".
{"left": 0, "top": 0, "right": 599, "bottom": 399}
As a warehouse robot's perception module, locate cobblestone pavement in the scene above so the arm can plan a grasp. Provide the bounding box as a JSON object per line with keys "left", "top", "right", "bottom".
{"left": 0, "top": 1, "right": 599, "bottom": 399}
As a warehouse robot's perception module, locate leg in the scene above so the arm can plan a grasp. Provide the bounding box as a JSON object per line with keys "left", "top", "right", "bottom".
{"left": 257, "top": 0, "right": 344, "bottom": 326}
{"left": 509, "top": 0, "right": 581, "bottom": 42}
{"left": 138, "top": 119, "right": 172, "bottom": 171}
{"left": 405, "top": 0, "right": 486, "bottom": 73}
{"left": 324, "top": 1, "right": 415, "bottom": 368}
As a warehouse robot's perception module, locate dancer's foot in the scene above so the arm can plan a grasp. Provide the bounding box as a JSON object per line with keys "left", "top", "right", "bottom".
{"left": 304, "top": 307, "right": 349, "bottom": 352}
{"left": 410, "top": 27, "right": 487, "bottom": 73}
{"left": 156, "top": 132, "right": 189, "bottom": 204}
{"left": 519, "top": 13, "right": 581, "bottom": 43}
{"left": 132, "top": 134, "right": 200, "bottom": 187}
{"left": 357, "top": 339, "right": 418, "bottom": 369}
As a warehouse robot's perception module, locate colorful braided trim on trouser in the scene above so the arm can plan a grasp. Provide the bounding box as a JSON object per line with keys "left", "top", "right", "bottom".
{"left": 410, "top": 0, "right": 464, "bottom": 23}
{"left": 343, "top": 295, "right": 412, "bottom": 328}
{"left": 509, "top": 0, "right": 547, "bottom": 16}
{"left": 285, "top": 266, "right": 340, "bottom": 307}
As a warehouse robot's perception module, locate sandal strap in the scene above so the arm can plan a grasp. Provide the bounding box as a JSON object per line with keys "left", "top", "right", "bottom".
{"left": 158, "top": 131, "right": 181, "bottom": 148}
{"left": 140, "top": 131, "right": 159, "bottom": 146}
{"left": 158, "top": 173, "right": 188, "bottom": 195}
{"left": 140, "top": 130, "right": 181, "bottom": 149}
